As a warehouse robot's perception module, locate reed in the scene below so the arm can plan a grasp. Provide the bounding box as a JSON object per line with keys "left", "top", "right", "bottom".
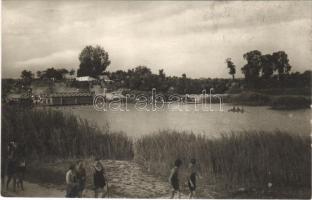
{"left": 1, "top": 106, "right": 133, "bottom": 161}
{"left": 134, "top": 130, "right": 310, "bottom": 189}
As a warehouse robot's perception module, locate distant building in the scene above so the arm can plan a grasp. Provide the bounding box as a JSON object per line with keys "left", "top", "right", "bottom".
{"left": 76, "top": 76, "right": 97, "bottom": 82}
{"left": 64, "top": 74, "right": 76, "bottom": 80}
{"left": 98, "top": 75, "right": 114, "bottom": 83}
{"left": 6, "top": 93, "right": 32, "bottom": 105}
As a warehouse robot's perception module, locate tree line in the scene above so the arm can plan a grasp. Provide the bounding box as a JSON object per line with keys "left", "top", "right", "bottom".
{"left": 16, "top": 45, "right": 311, "bottom": 95}
{"left": 226, "top": 50, "right": 310, "bottom": 89}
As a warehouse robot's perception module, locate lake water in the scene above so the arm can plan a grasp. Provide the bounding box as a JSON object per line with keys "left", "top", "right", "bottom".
{"left": 55, "top": 103, "right": 311, "bottom": 138}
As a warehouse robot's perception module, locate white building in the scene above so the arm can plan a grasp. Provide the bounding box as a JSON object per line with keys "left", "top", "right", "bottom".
{"left": 76, "top": 76, "right": 97, "bottom": 82}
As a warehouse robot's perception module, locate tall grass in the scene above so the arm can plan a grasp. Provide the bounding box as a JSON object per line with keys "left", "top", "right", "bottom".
{"left": 135, "top": 130, "right": 310, "bottom": 189}
{"left": 1, "top": 106, "right": 133, "bottom": 161}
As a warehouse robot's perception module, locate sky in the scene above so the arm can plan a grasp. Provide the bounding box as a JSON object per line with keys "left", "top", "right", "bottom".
{"left": 2, "top": 1, "right": 312, "bottom": 78}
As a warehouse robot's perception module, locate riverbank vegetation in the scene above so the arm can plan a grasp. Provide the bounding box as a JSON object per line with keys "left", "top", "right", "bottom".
{"left": 1, "top": 107, "right": 311, "bottom": 198}
{"left": 227, "top": 92, "right": 310, "bottom": 109}
{"left": 135, "top": 130, "right": 311, "bottom": 197}
{"left": 1, "top": 106, "right": 133, "bottom": 161}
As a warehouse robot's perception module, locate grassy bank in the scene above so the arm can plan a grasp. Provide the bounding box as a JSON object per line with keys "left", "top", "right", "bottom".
{"left": 227, "top": 92, "right": 311, "bottom": 109}
{"left": 1, "top": 106, "right": 133, "bottom": 161}
{"left": 2, "top": 107, "right": 311, "bottom": 198}
{"left": 135, "top": 130, "right": 311, "bottom": 197}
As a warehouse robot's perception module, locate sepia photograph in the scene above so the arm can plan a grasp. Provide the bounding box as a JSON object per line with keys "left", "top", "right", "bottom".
{"left": 1, "top": 0, "right": 311, "bottom": 199}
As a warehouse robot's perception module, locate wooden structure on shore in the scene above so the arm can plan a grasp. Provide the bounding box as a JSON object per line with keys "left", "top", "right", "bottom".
{"left": 6, "top": 93, "right": 32, "bottom": 106}
{"left": 42, "top": 92, "right": 94, "bottom": 106}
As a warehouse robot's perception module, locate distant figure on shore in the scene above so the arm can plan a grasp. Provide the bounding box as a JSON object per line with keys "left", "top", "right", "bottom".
{"left": 188, "top": 159, "right": 200, "bottom": 199}
{"left": 65, "top": 163, "right": 78, "bottom": 197}
{"left": 169, "top": 158, "right": 182, "bottom": 199}
{"left": 16, "top": 159, "right": 26, "bottom": 191}
{"left": 93, "top": 158, "right": 107, "bottom": 198}
{"left": 76, "top": 160, "right": 86, "bottom": 197}
{"left": 6, "top": 141, "right": 17, "bottom": 192}
{"left": 16, "top": 143, "right": 26, "bottom": 191}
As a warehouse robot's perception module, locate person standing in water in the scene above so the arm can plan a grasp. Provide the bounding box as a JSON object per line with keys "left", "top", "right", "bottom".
{"left": 188, "top": 158, "right": 200, "bottom": 198}
{"left": 168, "top": 158, "right": 182, "bottom": 199}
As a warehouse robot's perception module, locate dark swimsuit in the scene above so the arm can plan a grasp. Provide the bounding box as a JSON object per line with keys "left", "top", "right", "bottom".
{"left": 188, "top": 172, "right": 196, "bottom": 191}
{"left": 171, "top": 168, "right": 179, "bottom": 190}
{"left": 94, "top": 169, "right": 106, "bottom": 189}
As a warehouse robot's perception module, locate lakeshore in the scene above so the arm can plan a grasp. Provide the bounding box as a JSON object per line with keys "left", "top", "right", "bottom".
{"left": 1, "top": 106, "right": 311, "bottom": 198}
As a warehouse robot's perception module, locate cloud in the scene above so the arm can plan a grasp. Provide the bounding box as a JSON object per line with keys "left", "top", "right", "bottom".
{"left": 16, "top": 50, "right": 79, "bottom": 69}
{"left": 2, "top": 1, "right": 311, "bottom": 78}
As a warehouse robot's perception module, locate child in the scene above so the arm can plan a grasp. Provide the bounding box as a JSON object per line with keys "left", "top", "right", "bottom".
{"left": 16, "top": 159, "right": 26, "bottom": 191}
{"left": 76, "top": 160, "right": 86, "bottom": 197}
{"left": 65, "top": 164, "right": 78, "bottom": 198}
{"left": 168, "top": 158, "right": 182, "bottom": 199}
{"left": 188, "top": 158, "right": 199, "bottom": 199}
{"left": 93, "top": 159, "right": 107, "bottom": 198}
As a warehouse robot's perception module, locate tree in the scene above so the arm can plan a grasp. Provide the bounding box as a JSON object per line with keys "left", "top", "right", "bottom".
{"left": 20, "top": 70, "right": 34, "bottom": 86}
{"left": 69, "top": 69, "right": 75, "bottom": 75}
{"left": 36, "top": 71, "right": 42, "bottom": 79}
{"left": 133, "top": 66, "right": 152, "bottom": 90}
{"left": 57, "top": 68, "right": 69, "bottom": 79}
{"left": 158, "top": 69, "right": 165, "bottom": 79}
{"left": 241, "top": 50, "right": 262, "bottom": 88}
{"left": 260, "top": 54, "right": 274, "bottom": 79}
{"left": 272, "top": 51, "right": 291, "bottom": 80}
{"left": 225, "top": 58, "right": 236, "bottom": 80}
{"left": 77, "top": 45, "right": 111, "bottom": 77}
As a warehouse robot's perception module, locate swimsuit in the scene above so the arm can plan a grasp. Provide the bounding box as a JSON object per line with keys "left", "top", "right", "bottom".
{"left": 188, "top": 172, "right": 196, "bottom": 191}
{"left": 171, "top": 168, "right": 179, "bottom": 190}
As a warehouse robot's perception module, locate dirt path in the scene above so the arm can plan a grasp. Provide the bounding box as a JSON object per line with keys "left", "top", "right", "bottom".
{"left": 2, "top": 160, "right": 206, "bottom": 198}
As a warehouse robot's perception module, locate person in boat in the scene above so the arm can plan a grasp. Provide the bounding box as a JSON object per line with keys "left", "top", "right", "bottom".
{"left": 228, "top": 106, "right": 234, "bottom": 112}
{"left": 93, "top": 158, "right": 107, "bottom": 198}
{"left": 240, "top": 106, "right": 244, "bottom": 113}
{"left": 236, "top": 107, "right": 241, "bottom": 112}
{"left": 169, "top": 158, "right": 182, "bottom": 199}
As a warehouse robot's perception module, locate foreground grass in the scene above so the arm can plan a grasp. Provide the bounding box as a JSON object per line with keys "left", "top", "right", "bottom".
{"left": 1, "top": 107, "right": 311, "bottom": 198}
{"left": 135, "top": 130, "right": 311, "bottom": 197}
{"left": 1, "top": 106, "right": 133, "bottom": 160}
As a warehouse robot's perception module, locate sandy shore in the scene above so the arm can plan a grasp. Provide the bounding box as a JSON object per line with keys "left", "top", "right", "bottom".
{"left": 2, "top": 160, "right": 208, "bottom": 198}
